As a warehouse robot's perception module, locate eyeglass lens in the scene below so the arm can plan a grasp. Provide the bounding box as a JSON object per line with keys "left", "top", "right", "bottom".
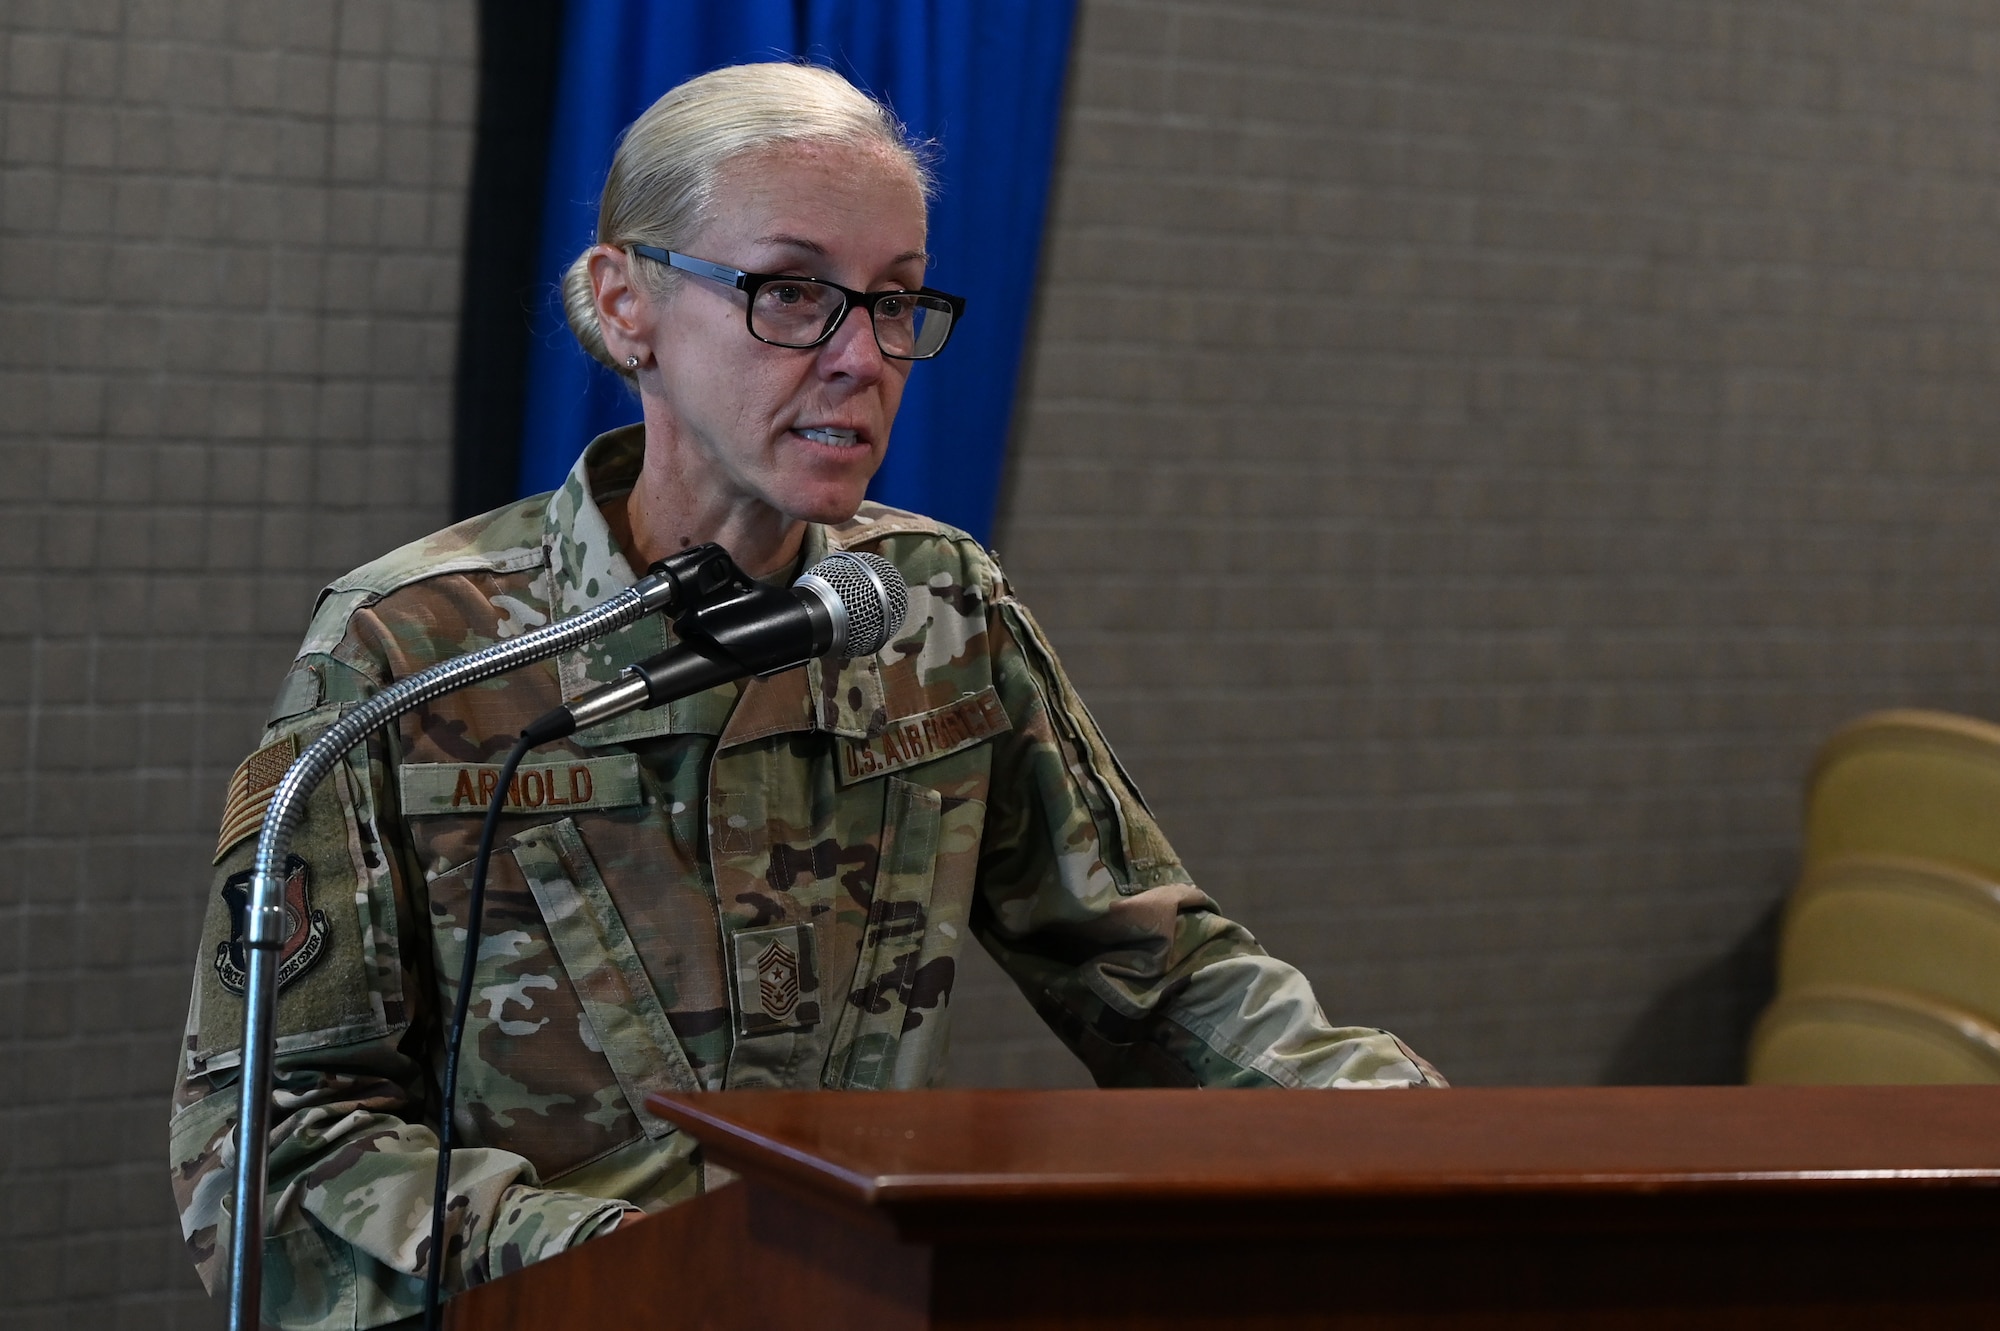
{"left": 750, "top": 280, "right": 955, "bottom": 358}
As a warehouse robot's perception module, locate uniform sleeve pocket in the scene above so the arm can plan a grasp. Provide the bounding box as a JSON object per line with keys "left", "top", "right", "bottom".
{"left": 995, "top": 597, "right": 1188, "bottom": 893}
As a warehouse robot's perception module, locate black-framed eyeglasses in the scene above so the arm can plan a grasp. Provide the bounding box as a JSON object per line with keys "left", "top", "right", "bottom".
{"left": 630, "top": 244, "right": 964, "bottom": 360}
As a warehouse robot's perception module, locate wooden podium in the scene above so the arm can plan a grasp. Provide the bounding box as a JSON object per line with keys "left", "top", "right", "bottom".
{"left": 446, "top": 1086, "right": 2000, "bottom": 1329}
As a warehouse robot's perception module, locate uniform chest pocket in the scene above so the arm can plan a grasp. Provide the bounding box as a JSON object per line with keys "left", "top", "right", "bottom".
{"left": 427, "top": 817, "right": 699, "bottom": 1178}
{"left": 823, "top": 778, "right": 980, "bottom": 1089}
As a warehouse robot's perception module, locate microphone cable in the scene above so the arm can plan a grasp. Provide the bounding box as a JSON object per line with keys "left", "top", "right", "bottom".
{"left": 421, "top": 728, "right": 534, "bottom": 1331}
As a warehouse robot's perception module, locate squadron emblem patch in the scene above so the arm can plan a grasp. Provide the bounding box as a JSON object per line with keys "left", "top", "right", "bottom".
{"left": 215, "top": 853, "right": 329, "bottom": 996}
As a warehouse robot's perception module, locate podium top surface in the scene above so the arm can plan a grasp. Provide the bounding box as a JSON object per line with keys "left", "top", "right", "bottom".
{"left": 649, "top": 1086, "right": 2000, "bottom": 1212}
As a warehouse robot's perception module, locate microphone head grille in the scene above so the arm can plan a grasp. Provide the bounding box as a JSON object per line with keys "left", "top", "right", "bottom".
{"left": 799, "top": 550, "right": 908, "bottom": 656}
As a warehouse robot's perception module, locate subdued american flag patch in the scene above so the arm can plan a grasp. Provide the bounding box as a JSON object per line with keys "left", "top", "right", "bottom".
{"left": 214, "top": 734, "right": 299, "bottom": 863}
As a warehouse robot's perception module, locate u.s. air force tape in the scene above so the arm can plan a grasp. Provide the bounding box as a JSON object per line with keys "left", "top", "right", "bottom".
{"left": 398, "top": 754, "right": 643, "bottom": 817}
{"left": 834, "top": 687, "right": 1010, "bottom": 785}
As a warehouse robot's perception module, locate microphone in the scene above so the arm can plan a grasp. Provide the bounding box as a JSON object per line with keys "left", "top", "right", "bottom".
{"left": 521, "top": 550, "right": 908, "bottom": 745}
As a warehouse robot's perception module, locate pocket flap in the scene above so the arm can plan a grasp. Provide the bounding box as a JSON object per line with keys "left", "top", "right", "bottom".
{"left": 510, "top": 819, "right": 704, "bottom": 1135}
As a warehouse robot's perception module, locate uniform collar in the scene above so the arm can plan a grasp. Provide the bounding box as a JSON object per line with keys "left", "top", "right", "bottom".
{"left": 541, "top": 427, "right": 885, "bottom": 747}
{"left": 544, "top": 425, "right": 645, "bottom": 624}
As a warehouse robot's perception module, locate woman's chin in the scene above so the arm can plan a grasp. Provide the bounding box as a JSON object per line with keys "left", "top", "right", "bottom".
{"left": 773, "top": 479, "right": 877, "bottom": 528}
{"left": 769, "top": 452, "right": 884, "bottom": 525}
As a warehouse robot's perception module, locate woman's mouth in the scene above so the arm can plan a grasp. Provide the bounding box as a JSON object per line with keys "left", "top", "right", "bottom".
{"left": 795, "top": 426, "right": 864, "bottom": 448}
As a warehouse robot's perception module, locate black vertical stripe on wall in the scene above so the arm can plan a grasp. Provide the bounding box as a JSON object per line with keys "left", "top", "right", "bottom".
{"left": 451, "top": 0, "right": 568, "bottom": 521}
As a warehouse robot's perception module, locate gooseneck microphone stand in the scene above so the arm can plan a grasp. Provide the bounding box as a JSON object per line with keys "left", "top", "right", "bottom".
{"left": 226, "top": 546, "right": 740, "bottom": 1331}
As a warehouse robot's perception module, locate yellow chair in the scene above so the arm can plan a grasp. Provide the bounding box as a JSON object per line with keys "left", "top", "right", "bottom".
{"left": 1777, "top": 854, "right": 2000, "bottom": 1029}
{"left": 1747, "top": 983, "right": 2000, "bottom": 1084}
{"left": 1804, "top": 709, "right": 2000, "bottom": 878}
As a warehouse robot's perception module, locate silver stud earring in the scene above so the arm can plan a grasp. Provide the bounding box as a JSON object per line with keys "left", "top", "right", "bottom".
{"left": 624, "top": 356, "right": 639, "bottom": 368}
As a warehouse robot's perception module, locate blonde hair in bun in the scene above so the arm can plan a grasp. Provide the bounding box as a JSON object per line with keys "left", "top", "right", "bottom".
{"left": 562, "top": 62, "right": 932, "bottom": 378}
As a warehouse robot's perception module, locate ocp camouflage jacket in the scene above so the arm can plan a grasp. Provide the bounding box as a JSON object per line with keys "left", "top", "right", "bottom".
{"left": 171, "top": 427, "right": 1441, "bottom": 1329}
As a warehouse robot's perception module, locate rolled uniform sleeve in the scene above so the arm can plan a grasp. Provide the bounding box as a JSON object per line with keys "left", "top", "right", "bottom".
{"left": 973, "top": 582, "right": 1445, "bottom": 1090}
{"left": 169, "top": 651, "right": 632, "bottom": 1330}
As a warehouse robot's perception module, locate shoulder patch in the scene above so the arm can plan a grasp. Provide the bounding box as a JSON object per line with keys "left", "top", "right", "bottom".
{"left": 215, "top": 735, "right": 298, "bottom": 863}
{"left": 215, "top": 853, "right": 329, "bottom": 995}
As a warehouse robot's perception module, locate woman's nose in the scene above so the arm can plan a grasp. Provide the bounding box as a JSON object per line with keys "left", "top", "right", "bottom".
{"left": 817, "top": 304, "right": 887, "bottom": 381}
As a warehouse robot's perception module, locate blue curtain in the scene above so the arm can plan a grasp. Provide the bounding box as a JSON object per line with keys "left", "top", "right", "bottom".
{"left": 514, "top": 1, "right": 1077, "bottom": 546}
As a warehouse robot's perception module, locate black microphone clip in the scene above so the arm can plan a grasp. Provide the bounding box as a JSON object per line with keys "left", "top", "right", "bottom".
{"left": 646, "top": 542, "right": 752, "bottom": 624}
{"left": 519, "top": 546, "right": 907, "bottom": 747}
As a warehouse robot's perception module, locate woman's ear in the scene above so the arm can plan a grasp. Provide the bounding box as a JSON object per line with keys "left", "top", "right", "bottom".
{"left": 589, "top": 244, "right": 654, "bottom": 369}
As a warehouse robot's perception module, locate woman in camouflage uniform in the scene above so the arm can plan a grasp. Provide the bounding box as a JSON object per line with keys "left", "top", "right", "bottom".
{"left": 172, "top": 62, "right": 1443, "bottom": 1331}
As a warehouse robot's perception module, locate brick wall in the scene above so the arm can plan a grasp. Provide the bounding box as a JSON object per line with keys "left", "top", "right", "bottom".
{"left": 949, "top": 0, "right": 2000, "bottom": 1089}
{"left": 0, "top": 1, "right": 473, "bottom": 1325}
